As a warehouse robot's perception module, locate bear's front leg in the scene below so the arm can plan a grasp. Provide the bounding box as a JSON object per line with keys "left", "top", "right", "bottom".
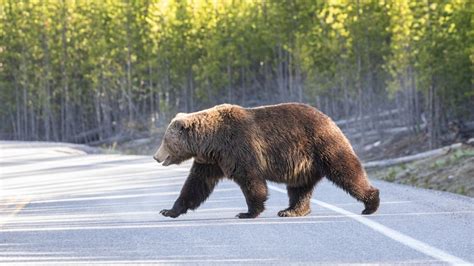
{"left": 235, "top": 178, "right": 268, "bottom": 219}
{"left": 160, "top": 198, "right": 187, "bottom": 218}
{"left": 160, "top": 162, "right": 223, "bottom": 218}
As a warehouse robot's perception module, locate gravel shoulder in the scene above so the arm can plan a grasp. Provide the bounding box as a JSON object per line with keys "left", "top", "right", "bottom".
{"left": 367, "top": 144, "right": 474, "bottom": 197}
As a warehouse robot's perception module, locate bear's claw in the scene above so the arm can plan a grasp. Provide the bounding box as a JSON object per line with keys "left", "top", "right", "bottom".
{"left": 361, "top": 206, "right": 377, "bottom": 215}
{"left": 361, "top": 189, "right": 380, "bottom": 215}
{"left": 236, "top": 212, "right": 259, "bottom": 219}
{"left": 277, "top": 208, "right": 311, "bottom": 217}
{"left": 160, "top": 209, "right": 180, "bottom": 218}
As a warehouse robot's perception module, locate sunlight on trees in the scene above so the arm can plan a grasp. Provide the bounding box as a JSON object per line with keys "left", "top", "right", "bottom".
{"left": 0, "top": 0, "right": 472, "bottom": 146}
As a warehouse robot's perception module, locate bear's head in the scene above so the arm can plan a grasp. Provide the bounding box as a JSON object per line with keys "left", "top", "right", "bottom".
{"left": 153, "top": 105, "right": 237, "bottom": 166}
{"left": 153, "top": 113, "right": 195, "bottom": 166}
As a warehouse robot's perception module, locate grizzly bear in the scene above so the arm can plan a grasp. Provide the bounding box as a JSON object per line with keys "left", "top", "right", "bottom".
{"left": 154, "top": 103, "right": 379, "bottom": 218}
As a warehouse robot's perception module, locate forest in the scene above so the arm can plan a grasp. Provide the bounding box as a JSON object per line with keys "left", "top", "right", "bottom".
{"left": 0, "top": 0, "right": 472, "bottom": 150}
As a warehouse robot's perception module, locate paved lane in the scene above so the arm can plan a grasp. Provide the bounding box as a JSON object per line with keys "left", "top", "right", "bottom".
{"left": 1, "top": 141, "right": 473, "bottom": 264}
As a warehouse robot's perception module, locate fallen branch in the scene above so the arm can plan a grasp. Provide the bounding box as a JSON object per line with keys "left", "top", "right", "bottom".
{"left": 87, "top": 134, "right": 133, "bottom": 146}
{"left": 344, "top": 123, "right": 426, "bottom": 141}
{"left": 363, "top": 141, "right": 468, "bottom": 169}
{"left": 336, "top": 109, "right": 401, "bottom": 127}
{"left": 68, "top": 127, "right": 105, "bottom": 143}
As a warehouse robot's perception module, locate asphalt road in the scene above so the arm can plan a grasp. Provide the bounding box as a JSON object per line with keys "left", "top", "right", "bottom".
{"left": 1, "top": 141, "right": 473, "bottom": 265}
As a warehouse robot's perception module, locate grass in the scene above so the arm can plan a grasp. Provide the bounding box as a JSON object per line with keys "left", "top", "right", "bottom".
{"left": 383, "top": 168, "right": 398, "bottom": 182}
{"left": 368, "top": 144, "right": 474, "bottom": 197}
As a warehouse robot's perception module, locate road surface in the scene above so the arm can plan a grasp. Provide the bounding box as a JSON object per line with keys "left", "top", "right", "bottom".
{"left": 1, "top": 141, "right": 473, "bottom": 265}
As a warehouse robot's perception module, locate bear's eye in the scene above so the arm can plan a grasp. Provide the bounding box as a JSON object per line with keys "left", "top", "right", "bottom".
{"left": 176, "top": 124, "right": 186, "bottom": 134}
{"left": 174, "top": 120, "right": 189, "bottom": 134}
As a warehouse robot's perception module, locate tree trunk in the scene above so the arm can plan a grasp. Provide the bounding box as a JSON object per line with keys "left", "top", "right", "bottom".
{"left": 125, "top": 6, "right": 134, "bottom": 123}
{"left": 276, "top": 44, "right": 285, "bottom": 101}
{"left": 15, "top": 81, "right": 21, "bottom": 139}
{"left": 148, "top": 62, "right": 156, "bottom": 123}
{"left": 227, "top": 63, "right": 232, "bottom": 103}
{"left": 188, "top": 67, "right": 194, "bottom": 111}
{"left": 60, "top": 0, "right": 70, "bottom": 141}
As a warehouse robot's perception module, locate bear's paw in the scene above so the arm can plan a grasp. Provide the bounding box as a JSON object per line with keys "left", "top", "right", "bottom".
{"left": 236, "top": 212, "right": 260, "bottom": 219}
{"left": 160, "top": 209, "right": 181, "bottom": 218}
{"left": 277, "top": 208, "right": 311, "bottom": 217}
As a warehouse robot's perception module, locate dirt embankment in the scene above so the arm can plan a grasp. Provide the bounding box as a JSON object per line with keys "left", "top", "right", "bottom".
{"left": 367, "top": 144, "right": 474, "bottom": 197}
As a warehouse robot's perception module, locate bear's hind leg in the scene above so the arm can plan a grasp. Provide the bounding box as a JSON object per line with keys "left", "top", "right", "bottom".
{"left": 325, "top": 167, "right": 380, "bottom": 215}
{"left": 278, "top": 183, "right": 315, "bottom": 217}
{"left": 235, "top": 178, "right": 268, "bottom": 219}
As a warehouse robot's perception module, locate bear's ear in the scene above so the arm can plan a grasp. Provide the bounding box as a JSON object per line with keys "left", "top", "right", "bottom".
{"left": 174, "top": 119, "right": 190, "bottom": 132}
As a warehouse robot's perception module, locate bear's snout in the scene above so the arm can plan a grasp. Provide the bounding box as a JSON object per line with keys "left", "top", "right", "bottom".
{"left": 154, "top": 144, "right": 172, "bottom": 166}
{"left": 153, "top": 155, "right": 162, "bottom": 162}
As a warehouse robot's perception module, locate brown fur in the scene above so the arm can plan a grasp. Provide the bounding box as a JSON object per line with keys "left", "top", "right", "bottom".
{"left": 154, "top": 103, "right": 380, "bottom": 219}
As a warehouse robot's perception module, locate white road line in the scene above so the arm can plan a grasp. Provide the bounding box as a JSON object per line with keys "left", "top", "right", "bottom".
{"left": 268, "top": 185, "right": 471, "bottom": 265}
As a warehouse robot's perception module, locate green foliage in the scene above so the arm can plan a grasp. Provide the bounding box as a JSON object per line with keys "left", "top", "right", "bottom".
{"left": 384, "top": 167, "right": 399, "bottom": 182}
{"left": 0, "top": 0, "right": 472, "bottom": 142}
